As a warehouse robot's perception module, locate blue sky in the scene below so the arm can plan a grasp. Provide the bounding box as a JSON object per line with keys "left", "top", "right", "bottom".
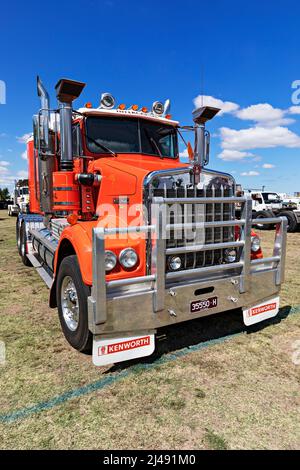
{"left": 1, "top": 0, "right": 300, "bottom": 193}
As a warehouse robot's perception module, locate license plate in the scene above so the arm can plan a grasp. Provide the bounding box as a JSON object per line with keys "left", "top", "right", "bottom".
{"left": 243, "top": 296, "right": 280, "bottom": 326}
{"left": 190, "top": 296, "right": 218, "bottom": 313}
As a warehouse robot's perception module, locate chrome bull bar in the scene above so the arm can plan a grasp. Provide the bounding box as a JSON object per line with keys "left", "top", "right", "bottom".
{"left": 88, "top": 195, "right": 287, "bottom": 329}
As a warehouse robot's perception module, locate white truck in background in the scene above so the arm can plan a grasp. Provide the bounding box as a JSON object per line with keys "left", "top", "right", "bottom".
{"left": 7, "top": 180, "right": 29, "bottom": 216}
{"left": 236, "top": 186, "right": 300, "bottom": 232}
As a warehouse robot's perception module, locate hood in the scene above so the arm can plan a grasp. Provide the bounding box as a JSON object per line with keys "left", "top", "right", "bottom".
{"left": 90, "top": 154, "right": 190, "bottom": 196}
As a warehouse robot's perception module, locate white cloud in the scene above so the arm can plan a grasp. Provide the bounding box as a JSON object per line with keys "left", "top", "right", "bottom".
{"left": 220, "top": 125, "right": 300, "bottom": 151}
{"left": 289, "top": 106, "right": 300, "bottom": 115}
{"left": 262, "top": 163, "right": 275, "bottom": 169}
{"left": 0, "top": 165, "right": 10, "bottom": 175}
{"left": 240, "top": 171, "right": 260, "bottom": 176}
{"left": 193, "top": 95, "right": 239, "bottom": 116}
{"left": 0, "top": 160, "right": 10, "bottom": 166}
{"left": 21, "top": 150, "right": 27, "bottom": 160}
{"left": 17, "top": 133, "right": 32, "bottom": 144}
{"left": 236, "top": 103, "right": 293, "bottom": 127}
{"left": 17, "top": 170, "right": 28, "bottom": 179}
{"left": 179, "top": 148, "right": 189, "bottom": 159}
{"left": 218, "top": 149, "right": 254, "bottom": 161}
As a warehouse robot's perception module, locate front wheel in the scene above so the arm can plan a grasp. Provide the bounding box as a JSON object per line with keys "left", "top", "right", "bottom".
{"left": 253, "top": 210, "right": 275, "bottom": 230}
{"left": 56, "top": 255, "right": 92, "bottom": 353}
{"left": 279, "top": 211, "right": 298, "bottom": 233}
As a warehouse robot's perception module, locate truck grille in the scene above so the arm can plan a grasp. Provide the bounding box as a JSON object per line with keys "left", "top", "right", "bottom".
{"left": 151, "top": 186, "right": 236, "bottom": 272}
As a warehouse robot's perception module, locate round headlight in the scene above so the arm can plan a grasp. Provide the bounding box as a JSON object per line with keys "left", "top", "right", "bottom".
{"left": 119, "top": 248, "right": 138, "bottom": 269}
{"left": 100, "top": 93, "right": 115, "bottom": 109}
{"left": 168, "top": 255, "right": 182, "bottom": 271}
{"left": 105, "top": 250, "right": 117, "bottom": 271}
{"left": 152, "top": 101, "right": 164, "bottom": 115}
{"left": 224, "top": 248, "right": 237, "bottom": 263}
{"left": 251, "top": 235, "right": 261, "bottom": 252}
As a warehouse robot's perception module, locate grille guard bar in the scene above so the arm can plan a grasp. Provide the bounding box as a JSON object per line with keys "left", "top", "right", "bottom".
{"left": 88, "top": 194, "right": 287, "bottom": 328}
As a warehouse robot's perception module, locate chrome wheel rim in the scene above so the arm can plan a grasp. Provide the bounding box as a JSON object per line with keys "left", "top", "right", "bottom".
{"left": 61, "top": 276, "right": 79, "bottom": 331}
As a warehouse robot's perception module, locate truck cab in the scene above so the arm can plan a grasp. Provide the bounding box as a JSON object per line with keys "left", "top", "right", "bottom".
{"left": 16, "top": 77, "right": 288, "bottom": 366}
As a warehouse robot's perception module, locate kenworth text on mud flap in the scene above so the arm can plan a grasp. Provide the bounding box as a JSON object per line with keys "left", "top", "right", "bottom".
{"left": 16, "top": 77, "right": 288, "bottom": 366}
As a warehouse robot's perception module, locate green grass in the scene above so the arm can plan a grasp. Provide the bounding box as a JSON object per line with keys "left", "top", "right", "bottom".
{"left": 0, "top": 210, "right": 299, "bottom": 450}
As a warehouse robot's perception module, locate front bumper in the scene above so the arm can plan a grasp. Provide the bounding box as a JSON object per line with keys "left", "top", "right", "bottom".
{"left": 88, "top": 195, "right": 287, "bottom": 337}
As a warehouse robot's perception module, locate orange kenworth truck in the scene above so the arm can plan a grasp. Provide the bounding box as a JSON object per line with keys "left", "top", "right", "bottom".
{"left": 16, "top": 77, "right": 288, "bottom": 365}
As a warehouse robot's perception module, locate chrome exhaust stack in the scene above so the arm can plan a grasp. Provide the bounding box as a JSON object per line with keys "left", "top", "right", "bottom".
{"left": 55, "top": 78, "right": 86, "bottom": 171}
{"left": 37, "top": 76, "right": 51, "bottom": 152}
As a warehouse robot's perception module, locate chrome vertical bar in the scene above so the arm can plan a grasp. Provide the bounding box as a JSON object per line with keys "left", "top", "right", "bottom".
{"left": 273, "top": 216, "right": 288, "bottom": 285}
{"left": 152, "top": 197, "right": 166, "bottom": 312}
{"left": 239, "top": 194, "right": 252, "bottom": 293}
{"left": 88, "top": 227, "right": 107, "bottom": 327}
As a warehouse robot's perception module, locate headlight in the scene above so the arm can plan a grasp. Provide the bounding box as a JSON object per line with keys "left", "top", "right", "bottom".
{"left": 168, "top": 255, "right": 182, "bottom": 271}
{"left": 251, "top": 236, "right": 261, "bottom": 252}
{"left": 100, "top": 92, "right": 115, "bottom": 109}
{"left": 152, "top": 101, "right": 164, "bottom": 115}
{"left": 224, "top": 248, "right": 237, "bottom": 263}
{"left": 119, "top": 248, "right": 138, "bottom": 269}
{"left": 105, "top": 250, "right": 117, "bottom": 271}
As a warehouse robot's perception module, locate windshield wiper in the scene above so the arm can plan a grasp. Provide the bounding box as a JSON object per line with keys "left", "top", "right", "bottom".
{"left": 144, "top": 129, "right": 163, "bottom": 158}
{"left": 85, "top": 135, "right": 117, "bottom": 157}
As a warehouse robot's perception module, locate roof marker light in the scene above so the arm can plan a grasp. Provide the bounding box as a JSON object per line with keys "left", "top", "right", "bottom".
{"left": 85, "top": 102, "right": 93, "bottom": 108}
{"left": 118, "top": 103, "right": 126, "bottom": 110}
{"left": 131, "top": 104, "right": 139, "bottom": 111}
{"left": 141, "top": 106, "right": 148, "bottom": 113}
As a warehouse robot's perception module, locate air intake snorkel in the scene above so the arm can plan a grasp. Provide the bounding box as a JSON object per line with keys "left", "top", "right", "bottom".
{"left": 55, "top": 78, "right": 86, "bottom": 171}
{"left": 191, "top": 106, "right": 220, "bottom": 185}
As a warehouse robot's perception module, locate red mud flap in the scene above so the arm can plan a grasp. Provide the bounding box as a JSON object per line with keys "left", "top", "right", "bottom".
{"left": 92, "top": 333, "right": 155, "bottom": 366}
{"left": 243, "top": 296, "right": 280, "bottom": 326}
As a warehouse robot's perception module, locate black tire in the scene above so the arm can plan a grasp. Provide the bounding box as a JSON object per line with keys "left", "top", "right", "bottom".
{"left": 253, "top": 210, "right": 275, "bottom": 230}
{"left": 279, "top": 211, "right": 297, "bottom": 233}
{"left": 20, "top": 222, "right": 32, "bottom": 266}
{"left": 56, "top": 255, "right": 92, "bottom": 353}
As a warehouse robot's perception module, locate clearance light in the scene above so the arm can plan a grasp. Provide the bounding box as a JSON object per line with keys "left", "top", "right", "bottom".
{"left": 118, "top": 103, "right": 126, "bottom": 110}
{"left": 84, "top": 102, "right": 93, "bottom": 108}
{"left": 224, "top": 248, "right": 237, "bottom": 263}
{"left": 165, "top": 114, "right": 172, "bottom": 119}
{"left": 67, "top": 213, "right": 78, "bottom": 225}
{"left": 131, "top": 104, "right": 139, "bottom": 111}
{"left": 141, "top": 106, "right": 148, "bottom": 113}
{"left": 100, "top": 92, "right": 115, "bottom": 109}
{"left": 152, "top": 101, "right": 164, "bottom": 115}
{"left": 251, "top": 236, "right": 261, "bottom": 252}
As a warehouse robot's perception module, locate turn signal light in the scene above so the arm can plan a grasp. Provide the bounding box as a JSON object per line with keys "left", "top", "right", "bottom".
{"left": 67, "top": 213, "right": 78, "bottom": 225}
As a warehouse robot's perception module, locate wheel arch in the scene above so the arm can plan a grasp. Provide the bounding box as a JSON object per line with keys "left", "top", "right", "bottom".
{"left": 49, "top": 228, "right": 92, "bottom": 308}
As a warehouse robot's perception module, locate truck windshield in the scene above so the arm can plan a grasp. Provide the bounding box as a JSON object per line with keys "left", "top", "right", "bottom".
{"left": 20, "top": 188, "right": 29, "bottom": 195}
{"left": 262, "top": 192, "right": 282, "bottom": 203}
{"left": 85, "top": 116, "right": 178, "bottom": 158}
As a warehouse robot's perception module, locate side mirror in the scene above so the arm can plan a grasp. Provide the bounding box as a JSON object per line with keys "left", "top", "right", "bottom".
{"left": 204, "top": 130, "right": 210, "bottom": 166}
